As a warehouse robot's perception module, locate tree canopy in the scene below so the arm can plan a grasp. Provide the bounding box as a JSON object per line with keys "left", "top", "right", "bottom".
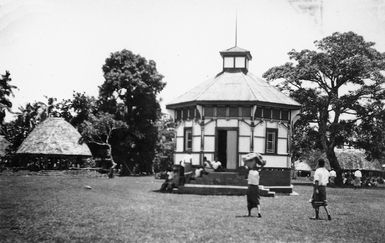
{"left": 263, "top": 32, "right": 385, "bottom": 181}
{"left": 99, "top": 49, "right": 166, "bottom": 174}
{"left": 0, "top": 71, "right": 17, "bottom": 125}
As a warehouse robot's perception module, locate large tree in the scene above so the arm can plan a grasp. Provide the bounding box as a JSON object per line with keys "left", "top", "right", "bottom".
{"left": 79, "top": 112, "right": 129, "bottom": 171}
{"left": 263, "top": 32, "right": 385, "bottom": 183}
{"left": 0, "top": 71, "right": 17, "bottom": 125}
{"left": 99, "top": 49, "right": 165, "bottom": 174}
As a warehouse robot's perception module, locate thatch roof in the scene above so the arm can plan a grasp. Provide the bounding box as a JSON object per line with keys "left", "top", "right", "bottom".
{"left": 294, "top": 161, "right": 312, "bottom": 171}
{"left": 302, "top": 149, "right": 383, "bottom": 171}
{"left": 16, "top": 117, "right": 91, "bottom": 157}
{"left": 0, "top": 135, "right": 10, "bottom": 157}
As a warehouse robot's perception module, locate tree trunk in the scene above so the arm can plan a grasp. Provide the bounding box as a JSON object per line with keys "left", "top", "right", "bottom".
{"left": 326, "top": 146, "right": 342, "bottom": 185}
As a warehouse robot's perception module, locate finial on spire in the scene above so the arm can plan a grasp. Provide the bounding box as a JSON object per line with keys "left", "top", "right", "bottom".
{"left": 235, "top": 11, "right": 238, "bottom": 47}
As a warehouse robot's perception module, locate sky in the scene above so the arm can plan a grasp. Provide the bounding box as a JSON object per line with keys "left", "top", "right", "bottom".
{"left": 1, "top": 0, "right": 385, "bottom": 120}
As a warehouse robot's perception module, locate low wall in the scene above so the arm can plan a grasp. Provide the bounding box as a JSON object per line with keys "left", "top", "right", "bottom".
{"left": 260, "top": 168, "right": 291, "bottom": 186}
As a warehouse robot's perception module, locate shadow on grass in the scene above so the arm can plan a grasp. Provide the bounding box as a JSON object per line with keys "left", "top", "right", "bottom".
{"left": 235, "top": 215, "right": 259, "bottom": 218}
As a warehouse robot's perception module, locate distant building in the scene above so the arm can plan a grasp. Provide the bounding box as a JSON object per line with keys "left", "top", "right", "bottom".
{"left": 166, "top": 45, "right": 301, "bottom": 174}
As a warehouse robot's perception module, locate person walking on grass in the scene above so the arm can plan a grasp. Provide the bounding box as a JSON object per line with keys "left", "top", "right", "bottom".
{"left": 310, "top": 159, "right": 332, "bottom": 220}
{"left": 242, "top": 152, "right": 266, "bottom": 218}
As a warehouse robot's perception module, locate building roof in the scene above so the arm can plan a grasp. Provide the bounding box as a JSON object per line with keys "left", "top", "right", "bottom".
{"left": 17, "top": 117, "right": 92, "bottom": 157}
{"left": 220, "top": 46, "right": 252, "bottom": 59}
{"left": 167, "top": 71, "right": 301, "bottom": 109}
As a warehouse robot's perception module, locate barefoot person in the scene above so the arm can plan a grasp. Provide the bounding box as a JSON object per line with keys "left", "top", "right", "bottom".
{"left": 242, "top": 152, "right": 266, "bottom": 217}
{"left": 310, "top": 159, "right": 332, "bottom": 220}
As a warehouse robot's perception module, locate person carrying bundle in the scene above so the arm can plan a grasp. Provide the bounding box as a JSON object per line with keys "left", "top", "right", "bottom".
{"left": 242, "top": 152, "right": 266, "bottom": 217}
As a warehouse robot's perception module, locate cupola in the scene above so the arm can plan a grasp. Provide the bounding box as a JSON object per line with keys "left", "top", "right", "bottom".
{"left": 220, "top": 46, "right": 252, "bottom": 73}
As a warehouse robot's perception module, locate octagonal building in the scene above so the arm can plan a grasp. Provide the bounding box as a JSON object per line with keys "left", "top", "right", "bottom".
{"left": 166, "top": 46, "right": 301, "bottom": 180}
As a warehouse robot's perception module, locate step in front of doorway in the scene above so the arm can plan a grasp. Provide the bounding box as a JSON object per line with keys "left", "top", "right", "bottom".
{"left": 177, "top": 184, "right": 275, "bottom": 197}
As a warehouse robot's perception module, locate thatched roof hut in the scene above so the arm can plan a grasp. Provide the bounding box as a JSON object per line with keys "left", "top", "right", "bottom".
{"left": 294, "top": 161, "right": 312, "bottom": 171}
{"left": 302, "top": 149, "right": 383, "bottom": 171}
{"left": 0, "top": 135, "right": 10, "bottom": 157}
{"left": 16, "top": 117, "right": 91, "bottom": 157}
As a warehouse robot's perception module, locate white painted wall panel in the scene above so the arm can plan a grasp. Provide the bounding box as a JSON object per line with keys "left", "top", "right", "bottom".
{"left": 266, "top": 121, "right": 278, "bottom": 129}
{"left": 176, "top": 124, "right": 184, "bottom": 137}
{"left": 239, "top": 121, "right": 250, "bottom": 136}
{"left": 205, "top": 122, "right": 216, "bottom": 135}
{"left": 192, "top": 137, "right": 201, "bottom": 152}
{"left": 203, "top": 153, "right": 215, "bottom": 162}
{"left": 184, "top": 121, "right": 193, "bottom": 127}
{"left": 254, "top": 123, "right": 266, "bottom": 137}
{"left": 193, "top": 123, "right": 201, "bottom": 136}
{"left": 191, "top": 154, "right": 200, "bottom": 165}
{"left": 204, "top": 136, "right": 215, "bottom": 152}
{"left": 239, "top": 137, "right": 250, "bottom": 153}
{"left": 176, "top": 137, "right": 184, "bottom": 152}
{"left": 217, "top": 119, "right": 237, "bottom": 127}
{"left": 278, "top": 124, "right": 288, "bottom": 138}
{"left": 278, "top": 139, "right": 288, "bottom": 155}
{"left": 263, "top": 155, "right": 289, "bottom": 168}
{"left": 254, "top": 137, "right": 265, "bottom": 153}
{"left": 174, "top": 154, "right": 184, "bottom": 164}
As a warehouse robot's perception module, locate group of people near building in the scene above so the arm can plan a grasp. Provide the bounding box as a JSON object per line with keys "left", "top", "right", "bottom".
{"left": 340, "top": 170, "right": 383, "bottom": 188}
{"left": 159, "top": 152, "right": 336, "bottom": 220}
{"left": 159, "top": 154, "right": 223, "bottom": 192}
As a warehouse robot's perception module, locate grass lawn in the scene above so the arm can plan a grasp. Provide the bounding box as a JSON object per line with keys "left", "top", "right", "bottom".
{"left": 1, "top": 171, "right": 384, "bottom": 242}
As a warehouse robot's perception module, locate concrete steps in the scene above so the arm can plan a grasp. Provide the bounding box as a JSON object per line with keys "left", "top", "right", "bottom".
{"left": 178, "top": 171, "right": 291, "bottom": 196}
{"left": 178, "top": 184, "right": 275, "bottom": 197}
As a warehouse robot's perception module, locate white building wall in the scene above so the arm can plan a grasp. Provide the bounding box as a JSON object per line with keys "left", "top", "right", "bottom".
{"left": 263, "top": 155, "right": 289, "bottom": 168}
{"left": 278, "top": 139, "right": 288, "bottom": 155}
{"left": 278, "top": 123, "right": 288, "bottom": 138}
{"left": 239, "top": 137, "right": 250, "bottom": 153}
{"left": 193, "top": 137, "right": 201, "bottom": 152}
{"left": 239, "top": 121, "right": 250, "bottom": 136}
{"left": 254, "top": 137, "right": 265, "bottom": 153}
{"left": 176, "top": 137, "right": 184, "bottom": 152}
{"left": 204, "top": 137, "right": 215, "bottom": 152}
{"left": 193, "top": 123, "right": 201, "bottom": 136}
{"left": 205, "top": 122, "right": 216, "bottom": 135}
{"left": 176, "top": 123, "right": 184, "bottom": 137}
{"left": 254, "top": 123, "right": 266, "bottom": 137}
{"left": 217, "top": 119, "right": 237, "bottom": 127}
{"left": 266, "top": 121, "right": 278, "bottom": 129}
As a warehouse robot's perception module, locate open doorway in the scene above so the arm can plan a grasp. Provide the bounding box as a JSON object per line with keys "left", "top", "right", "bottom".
{"left": 216, "top": 128, "right": 238, "bottom": 169}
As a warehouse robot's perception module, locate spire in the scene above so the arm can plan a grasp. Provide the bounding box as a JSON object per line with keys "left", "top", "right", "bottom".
{"left": 235, "top": 11, "right": 238, "bottom": 47}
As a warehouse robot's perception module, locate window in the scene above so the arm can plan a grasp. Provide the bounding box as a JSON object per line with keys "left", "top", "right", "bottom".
{"left": 204, "top": 107, "right": 214, "bottom": 117}
{"left": 263, "top": 108, "right": 271, "bottom": 119}
{"left": 272, "top": 109, "right": 280, "bottom": 120}
{"left": 266, "top": 128, "right": 278, "bottom": 154}
{"left": 224, "top": 57, "right": 234, "bottom": 68}
{"left": 235, "top": 57, "right": 246, "bottom": 68}
{"left": 217, "top": 106, "right": 227, "bottom": 117}
{"left": 188, "top": 107, "right": 195, "bottom": 119}
{"left": 281, "top": 110, "right": 289, "bottom": 121}
{"left": 255, "top": 107, "right": 263, "bottom": 118}
{"left": 195, "top": 108, "right": 201, "bottom": 119}
{"left": 184, "top": 128, "right": 192, "bottom": 151}
{"left": 176, "top": 109, "right": 182, "bottom": 120}
{"left": 182, "top": 109, "right": 188, "bottom": 120}
{"left": 229, "top": 107, "right": 239, "bottom": 117}
{"left": 241, "top": 107, "right": 251, "bottom": 118}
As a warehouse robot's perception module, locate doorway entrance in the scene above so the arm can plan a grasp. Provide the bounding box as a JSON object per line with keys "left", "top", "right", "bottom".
{"left": 216, "top": 128, "right": 238, "bottom": 169}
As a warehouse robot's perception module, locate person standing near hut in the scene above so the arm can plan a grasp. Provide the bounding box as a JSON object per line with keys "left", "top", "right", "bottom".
{"left": 310, "top": 159, "right": 332, "bottom": 220}
{"left": 354, "top": 169, "right": 362, "bottom": 189}
{"left": 242, "top": 152, "right": 266, "bottom": 217}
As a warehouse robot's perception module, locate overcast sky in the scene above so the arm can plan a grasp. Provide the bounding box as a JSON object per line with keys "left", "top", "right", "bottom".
{"left": 1, "top": 0, "right": 385, "bottom": 118}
